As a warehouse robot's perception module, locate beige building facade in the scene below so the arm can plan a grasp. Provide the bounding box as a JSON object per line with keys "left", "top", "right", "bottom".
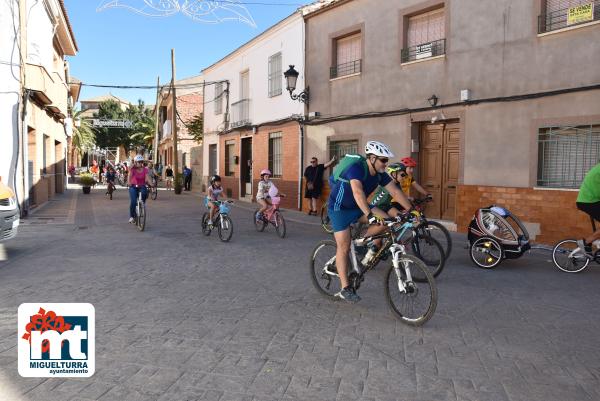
{"left": 303, "top": 0, "right": 600, "bottom": 244}
{"left": 22, "top": 0, "right": 78, "bottom": 210}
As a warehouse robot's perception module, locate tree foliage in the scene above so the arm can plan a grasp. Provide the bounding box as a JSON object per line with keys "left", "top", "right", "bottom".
{"left": 93, "top": 99, "right": 155, "bottom": 153}
{"left": 71, "top": 108, "right": 95, "bottom": 164}
{"left": 186, "top": 113, "right": 203, "bottom": 143}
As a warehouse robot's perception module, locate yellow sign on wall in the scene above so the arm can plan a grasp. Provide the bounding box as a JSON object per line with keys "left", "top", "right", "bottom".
{"left": 567, "top": 3, "right": 594, "bottom": 26}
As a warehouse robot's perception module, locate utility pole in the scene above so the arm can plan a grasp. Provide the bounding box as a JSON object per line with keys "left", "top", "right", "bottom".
{"left": 171, "top": 49, "right": 181, "bottom": 194}
{"left": 153, "top": 76, "right": 160, "bottom": 164}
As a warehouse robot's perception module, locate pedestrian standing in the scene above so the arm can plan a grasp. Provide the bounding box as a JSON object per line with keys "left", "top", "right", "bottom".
{"left": 165, "top": 165, "right": 174, "bottom": 191}
{"left": 183, "top": 165, "right": 192, "bottom": 191}
{"left": 304, "top": 156, "right": 336, "bottom": 215}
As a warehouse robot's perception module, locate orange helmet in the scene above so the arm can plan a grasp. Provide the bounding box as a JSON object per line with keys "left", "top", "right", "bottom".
{"left": 401, "top": 157, "right": 417, "bottom": 167}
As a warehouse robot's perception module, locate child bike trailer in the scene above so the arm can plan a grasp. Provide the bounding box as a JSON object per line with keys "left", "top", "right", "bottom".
{"left": 468, "top": 205, "right": 531, "bottom": 268}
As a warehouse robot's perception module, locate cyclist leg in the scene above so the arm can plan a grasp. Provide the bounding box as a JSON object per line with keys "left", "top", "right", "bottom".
{"left": 258, "top": 199, "right": 269, "bottom": 213}
{"left": 329, "top": 207, "right": 363, "bottom": 302}
{"left": 141, "top": 186, "right": 148, "bottom": 203}
{"left": 128, "top": 186, "right": 138, "bottom": 219}
{"left": 362, "top": 206, "right": 390, "bottom": 243}
{"left": 577, "top": 202, "right": 600, "bottom": 245}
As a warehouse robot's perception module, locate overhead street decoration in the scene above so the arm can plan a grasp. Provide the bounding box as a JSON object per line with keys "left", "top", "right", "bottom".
{"left": 97, "top": 0, "right": 257, "bottom": 28}
{"left": 90, "top": 119, "right": 134, "bottom": 129}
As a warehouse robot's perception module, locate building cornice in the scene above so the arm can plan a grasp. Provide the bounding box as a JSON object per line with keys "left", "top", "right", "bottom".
{"left": 302, "top": 0, "right": 355, "bottom": 19}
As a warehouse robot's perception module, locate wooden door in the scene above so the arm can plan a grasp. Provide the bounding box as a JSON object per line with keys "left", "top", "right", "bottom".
{"left": 442, "top": 123, "right": 460, "bottom": 220}
{"left": 419, "top": 124, "right": 444, "bottom": 218}
{"left": 419, "top": 122, "right": 460, "bottom": 221}
{"left": 240, "top": 137, "right": 252, "bottom": 197}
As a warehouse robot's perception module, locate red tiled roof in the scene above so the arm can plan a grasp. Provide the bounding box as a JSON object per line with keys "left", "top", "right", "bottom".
{"left": 59, "top": 0, "right": 79, "bottom": 52}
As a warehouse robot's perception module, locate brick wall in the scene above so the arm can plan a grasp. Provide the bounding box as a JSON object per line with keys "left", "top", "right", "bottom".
{"left": 456, "top": 185, "right": 592, "bottom": 245}
{"left": 217, "top": 121, "right": 301, "bottom": 209}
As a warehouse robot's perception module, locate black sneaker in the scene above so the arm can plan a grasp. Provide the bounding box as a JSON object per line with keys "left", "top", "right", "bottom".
{"left": 335, "top": 287, "right": 361, "bottom": 303}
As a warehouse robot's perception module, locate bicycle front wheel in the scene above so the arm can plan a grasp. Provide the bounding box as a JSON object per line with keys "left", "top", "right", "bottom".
{"left": 419, "top": 220, "right": 452, "bottom": 258}
{"left": 218, "top": 215, "right": 234, "bottom": 242}
{"left": 151, "top": 187, "right": 157, "bottom": 200}
{"left": 309, "top": 240, "right": 342, "bottom": 298}
{"left": 384, "top": 254, "right": 437, "bottom": 326}
{"left": 410, "top": 235, "right": 446, "bottom": 280}
{"left": 320, "top": 203, "right": 334, "bottom": 234}
{"left": 137, "top": 202, "right": 146, "bottom": 231}
{"left": 552, "top": 239, "right": 590, "bottom": 273}
{"left": 274, "top": 211, "right": 286, "bottom": 238}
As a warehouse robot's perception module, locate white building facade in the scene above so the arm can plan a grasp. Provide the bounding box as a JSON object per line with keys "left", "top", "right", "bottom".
{"left": 202, "top": 12, "right": 306, "bottom": 209}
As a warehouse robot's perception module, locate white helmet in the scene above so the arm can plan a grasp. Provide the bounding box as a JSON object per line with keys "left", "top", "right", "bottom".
{"left": 134, "top": 155, "right": 144, "bottom": 162}
{"left": 365, "top": 141, "right": 394, "bottom": 158}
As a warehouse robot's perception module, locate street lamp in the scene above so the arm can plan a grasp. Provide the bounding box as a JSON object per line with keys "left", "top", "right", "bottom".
{"left": 284, "top": 65, "right": 309, "bottom": 105}
{"left": 428, "top": 94, "right": 439, "bottom": 107}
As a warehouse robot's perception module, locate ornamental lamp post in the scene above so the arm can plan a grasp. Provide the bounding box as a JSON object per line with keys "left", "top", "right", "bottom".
{"left": 284, "top": 65, "right": 309, "bottom": 105}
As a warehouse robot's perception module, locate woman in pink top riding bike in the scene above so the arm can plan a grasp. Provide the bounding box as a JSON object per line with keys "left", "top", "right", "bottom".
{"left": 128, "top": 155, "right": 154, "bottom": 223}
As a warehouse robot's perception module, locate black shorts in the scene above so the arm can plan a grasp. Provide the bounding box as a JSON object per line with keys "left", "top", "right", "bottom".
{"left": 577, "top": 201, "right": 600, "bottom": 222}
{"left": 375, "top": 202, "right": 404, "bottom": 213}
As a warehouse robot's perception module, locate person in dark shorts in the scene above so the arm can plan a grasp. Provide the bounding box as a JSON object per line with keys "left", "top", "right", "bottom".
{"left": 304, "top": 156, "right": 336, "bottom": 215}
{"left": 576, "top": 163, "right": 600, "bottom": 256}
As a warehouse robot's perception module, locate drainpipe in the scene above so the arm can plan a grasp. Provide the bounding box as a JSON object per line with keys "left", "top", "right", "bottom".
{"left": 20, "top": 91, "right": 30, "bottom": 217}
{"left": 298, "top": 120, "right": 304, "bottom": 211}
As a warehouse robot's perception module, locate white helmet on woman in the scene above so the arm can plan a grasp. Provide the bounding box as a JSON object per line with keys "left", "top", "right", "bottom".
{"left": 364, "top": 141, "right": 394, "bottom": 158}
{"left": 134, "top": 155, "right": 144, "bottom": 162}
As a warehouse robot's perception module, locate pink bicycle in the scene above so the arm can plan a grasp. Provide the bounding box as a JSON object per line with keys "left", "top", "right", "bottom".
{"left": 254, "top": 196, "right": 286, "bottom": 238}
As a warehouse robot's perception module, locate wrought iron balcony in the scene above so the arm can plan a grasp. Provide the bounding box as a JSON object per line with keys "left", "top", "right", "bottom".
{"left": 401, "top": 38, "right": 446, "bottom": 63}
{"left": 231, "top": 99, "right": 251, "bottom": 128}
{"left": 538, "top": 1, "right": 600, "bottom": 33}
{"left": 330, "top": 59, "right": 362, "bottom": 79}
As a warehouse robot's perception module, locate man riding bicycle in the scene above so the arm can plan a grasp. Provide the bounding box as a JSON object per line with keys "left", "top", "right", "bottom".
{"left": 328, "top": 141, "right": 413, "bottom": 303}
{"left": 576, "top": 162, "right": 600, "bottom": 257}
{"left": 128, "top": 155, "right": 153, "bottom": 224}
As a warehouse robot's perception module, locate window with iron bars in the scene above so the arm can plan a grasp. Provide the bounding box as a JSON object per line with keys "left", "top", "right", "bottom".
{"left": 328, "top": 139, "right": 359, "bottom": 163}
{"left": 331, "top": 33, "right": 362, "bottom": 79}
{"left": 225, "top": 141, "right": 235, "bottom": 176}
{"left": 268, "top": 52, "right": 282, "bottom": 97}
{"left": 539, "top": 0, "right": 600, "bottom": 33}
{"left": 537, "top": 124, "right": 600, "bottom": 188}
{"left": 269, "top": 132, "right": 283, "bottom": 178}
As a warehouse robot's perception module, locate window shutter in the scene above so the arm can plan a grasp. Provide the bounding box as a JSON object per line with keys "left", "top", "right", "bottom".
{"left": 407, "top": 8, "right": 445, "bottom": 47}
{"left": 336, "top": 33, "right": 361, "bottom": 66}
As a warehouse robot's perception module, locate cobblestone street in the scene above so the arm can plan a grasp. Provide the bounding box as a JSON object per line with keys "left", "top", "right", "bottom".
{"left": 0, "top": 186, "right": 599, "bottom": 401}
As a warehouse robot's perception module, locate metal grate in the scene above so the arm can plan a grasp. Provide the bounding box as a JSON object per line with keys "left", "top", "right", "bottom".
{"left": 537, "top": 125, "right": 600, "bottom": 188}
{"left": 268, "top": 132, "right": 283, "bottom": 178}
{"left": 401, "top": 38, "right": 446, "bottom": 63}
{"left": 538, "top": 1, "right": 600, "bottom": 33}
{"left": 330, "top": 59, "right": 362, "bottom": 79}
{"left": 328, "top": 140, "right": 359, "bottom": 162}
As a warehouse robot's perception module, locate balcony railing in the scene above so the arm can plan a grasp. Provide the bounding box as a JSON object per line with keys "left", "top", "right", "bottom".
{"left": 330, "top": 59, "right": 362, "bottom": 79}
{"left": 538, "top": 1, "right": 600, "bottom": 33}
{"left": 231, "top": 99, "right": 251, "bottom": 128}
{"left": 401, "top": 38, "right": 446, "bottom": 63}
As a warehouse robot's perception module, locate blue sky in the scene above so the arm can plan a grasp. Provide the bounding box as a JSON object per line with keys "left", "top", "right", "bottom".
{"left": 64, "top": 0, "right": 310, "bottom": 106}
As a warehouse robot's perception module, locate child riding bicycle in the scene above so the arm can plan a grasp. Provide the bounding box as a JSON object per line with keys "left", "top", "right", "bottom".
{"left": 207, "top": 175, "right": 224, "bottom": 229}
{"left": 371, "top": 160, "right": 431, "bottom": 218}
{"left": 256, "top": 169, "right": 286, "bottom": 221}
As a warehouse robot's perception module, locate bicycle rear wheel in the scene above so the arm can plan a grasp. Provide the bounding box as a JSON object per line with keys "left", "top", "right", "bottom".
{"left": 384, "top": 254, "right": 437, "bottom": 326}
{"left": 320, "top": 203, "right": 334, "bottom": 234}
{"left": 410, "top": 235, "right": 446, "bottom": 280}
{"left": 309, "top": 240, "right": 342, "bottom": 298}
{"left": 201, "top": 212, "right": 212, "bottom": 236}
{"left": 274, "top": 211, "right": 286, "bottom": 238}
{"left": 552, "top": 239, "right": 590, "bottom": 273}
{"left": 253, "top": 209, "right": 266, "bottom": 232}
{"left": 218, "top": 215, "right": 234, "bottom": 242}
{"left": 137, "top": 202, "right": 146, "bottom": 231}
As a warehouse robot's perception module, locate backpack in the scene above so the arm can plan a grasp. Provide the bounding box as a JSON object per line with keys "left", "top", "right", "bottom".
{"left": 330, "top": 154, "right": 369, "bottom": 185}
